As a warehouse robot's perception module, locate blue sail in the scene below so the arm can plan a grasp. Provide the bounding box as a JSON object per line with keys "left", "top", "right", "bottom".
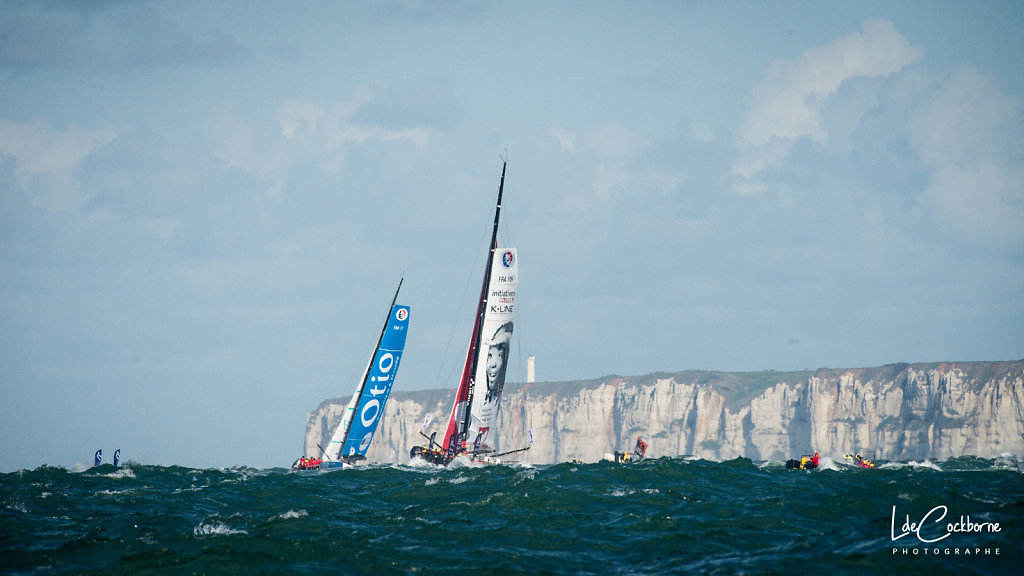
{"left": 337, "top": 304, "right": 410, "bottom": 460}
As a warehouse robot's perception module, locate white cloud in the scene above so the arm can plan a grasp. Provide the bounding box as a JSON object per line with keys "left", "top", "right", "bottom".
{"left": 907, "top": 67, "right": 1024, "bottom": 245}
{"left": 729, "top": 21, "right": 1022, "bottom": 248}
{"left": 581, "top": 124, "right": 646, "bottom": 200}
{"left": 547, "top": 128, "right": 576, "bottom": 154}
{"left": 908, "top": 67, "right": 1019, "bottom": 169}
{"left": 205, "top": 91, "right": 430, "bottom": 200}
{"left": 547, "top": 124, "right": 684, "bottom": 205}
{"left": 204, "top": 104, "right": 290, "bottom": 200}
{"left": 733, "top": 18, "right": 923, "bottom": 184}
{"left": 0, "top": 118, "right": 119, "bottom": 211}
{"left": 350, "top": 76, "right": 461, "bottom": 130}
{"left": 278, "top": 98, "right": 326, "bottom": 140}
{"left": 580, "top": 123, "right": 646, "bottom": 160}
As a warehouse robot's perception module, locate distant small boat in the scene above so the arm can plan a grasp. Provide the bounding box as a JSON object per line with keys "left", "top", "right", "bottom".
{"left": 786, "top": 452, "right": 820, "bottom": 470}
{"left": 410, "top": 160, "right": 531, "bottom": 466}
{"left": 843, "top": 453, "right": 876, "bottom": 468}
{"left": 113, "top": 449, "right": 120, "bottom": 466}
{"left": 614, "top": 437, "right": 648, "bottom": 464}
{"left": 293, "top": 280, "right": 410, "bottom": 470}
{"left": 94, "top": 449, "right": 102, "bottom": 467}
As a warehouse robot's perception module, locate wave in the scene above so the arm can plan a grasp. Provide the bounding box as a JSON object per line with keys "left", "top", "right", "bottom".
{"left": 3, "top": 454, "right": 1020, "bottom": 575}
{"left": 193, "top": 520, "right": 248, "bottom": 536}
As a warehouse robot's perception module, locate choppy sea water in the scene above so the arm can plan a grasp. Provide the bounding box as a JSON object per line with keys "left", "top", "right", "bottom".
{"left": 2, "top": 456, "right": 1021, "bottom": 575}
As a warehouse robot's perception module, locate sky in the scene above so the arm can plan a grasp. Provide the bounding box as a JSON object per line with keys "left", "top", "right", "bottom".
{"left": 1, "top": 1, "right": 1022, "bottom": 472}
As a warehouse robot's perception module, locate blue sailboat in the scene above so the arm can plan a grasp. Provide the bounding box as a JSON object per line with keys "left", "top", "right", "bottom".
{"left": 293, "top": 280, "right": 409, "bottom": 470}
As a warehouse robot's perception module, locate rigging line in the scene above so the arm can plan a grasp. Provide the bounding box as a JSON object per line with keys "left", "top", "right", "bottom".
{"left": 423, "top": 193, "right": 497, "bottom": 427}
{"left": 514, "top": 301, "right": 525, "bottom": 385}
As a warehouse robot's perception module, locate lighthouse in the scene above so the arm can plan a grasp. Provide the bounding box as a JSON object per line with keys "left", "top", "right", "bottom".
{"left": 527, "top": 354, "right": 535, "bottom": 383}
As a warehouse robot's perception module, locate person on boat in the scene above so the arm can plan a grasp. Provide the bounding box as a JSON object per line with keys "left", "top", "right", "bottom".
{"left": 856, "top": 454, "right": 875, "bottom": 468}
{"left": 798, "top": 453, "right": 819, "bottom": 469}
{"left": 484, "top": 322, "right": 513, "bottom": 402}
{"left": 787, "top": 453, "right": 818, "bottom": 470}
{"left": 634, "top": 438, "right": 648, "bottom": 460}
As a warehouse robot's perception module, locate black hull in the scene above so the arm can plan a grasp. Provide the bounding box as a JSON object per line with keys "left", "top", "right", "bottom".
{"left": 786, "top": 458, "right": 818, "bottom": 470}
{"left": 614, "top": 451, "right": 643, "bottom": 464}
{"left": 410, "top": 446, "right": 454, "bottom": 466}
{"left": 614, "top": 438, "right": 648, "bottom": 464}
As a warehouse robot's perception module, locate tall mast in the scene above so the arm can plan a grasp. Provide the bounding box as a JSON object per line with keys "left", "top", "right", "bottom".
{"left": 460, "top": 162, "right": 507, "bottom": 444}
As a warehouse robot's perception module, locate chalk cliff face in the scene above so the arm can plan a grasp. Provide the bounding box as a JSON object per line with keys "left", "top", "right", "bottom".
{"left": 303, "top": 361, "right": 1024, "bottom": 464}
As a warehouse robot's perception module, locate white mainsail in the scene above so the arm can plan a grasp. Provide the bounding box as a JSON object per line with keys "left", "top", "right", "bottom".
{"left": 327, "top": 360, "right": 372, "bottom": 459}
{"left": 465, "top": 248, "right": 517, "bottom": 452}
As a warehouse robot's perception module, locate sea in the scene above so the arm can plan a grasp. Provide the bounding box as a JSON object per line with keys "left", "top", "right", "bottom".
{"left": 2, "top": 456, "right": 1021, "bottom": 575}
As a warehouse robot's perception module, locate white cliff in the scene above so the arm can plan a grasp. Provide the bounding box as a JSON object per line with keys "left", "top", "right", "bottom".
{"left": 303, "top": 361, "right": 1024, "bottom": 464}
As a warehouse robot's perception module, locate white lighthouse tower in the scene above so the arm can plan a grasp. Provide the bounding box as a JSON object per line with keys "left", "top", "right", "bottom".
{"left": 527, "top": 354, "right": 535, "bottom": 383}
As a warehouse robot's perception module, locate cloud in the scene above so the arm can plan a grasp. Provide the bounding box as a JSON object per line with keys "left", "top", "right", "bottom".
{"left": 580, "top": 125, "right": 686, "bottom": 202}
{"left": 733, "top": 18, "right": 924, "bottom": 186}
{"left": 547, "top": 128, "right": 576, "bottom": 154}
{"left": 0, "top": 2, "right": 247, "bottom": 72}
{"left": 906, "top": 67, "right": 1024, "bottom": 246}
{"left": 580, "top": 123, "right": 647, "bottom": 160}
{"left": 542, "top": 124, "right": 684, "bottom": 208}
{"left": 205, "top": 88, "right": 433, "bottom": 200}
{"left": 0, "top": 118, "right": 119, "bottom": 211}
{"left": 728, "top": 19, "right": 1022, "bottom": 250}
{"left": 204, "top": 104, "right": 291, "bottom": 200}
{"left": 350, "top": 76, "right": 462, "bottom": 130}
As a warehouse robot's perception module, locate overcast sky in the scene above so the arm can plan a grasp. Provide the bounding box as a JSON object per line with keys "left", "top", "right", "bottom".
{"left": 2, "top": 1, "right": 1021, "bottom": 472}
